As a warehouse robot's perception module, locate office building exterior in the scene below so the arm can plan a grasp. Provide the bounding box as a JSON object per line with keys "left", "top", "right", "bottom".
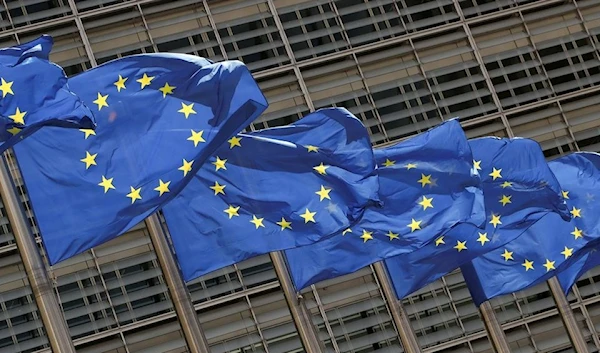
{"left": 1, "top": 0, "right": 600, "bottom": 352}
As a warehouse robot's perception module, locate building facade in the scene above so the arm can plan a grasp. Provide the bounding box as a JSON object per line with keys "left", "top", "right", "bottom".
{"left": 1, "top": 0, "right": 600, "bottom": 352}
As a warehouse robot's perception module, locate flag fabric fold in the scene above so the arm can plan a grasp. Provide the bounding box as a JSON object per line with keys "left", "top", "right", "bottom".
{"left": 285, "top": 119, "right": 485, "bottom": 290}
{"left": 0, "top": 35, "right": 95, "bottom": 151}
{"left": 15, "top": 53, "right": 267, "bottom": 264}
{"left": 386, "top": 137, "right": 571, "bottom": 299}
{"left": 557, "top": 239, "right": 600, "bottom": 294}
{"left": 162, "top": 108, "right": 381, "bottom": 282}
{"left": 460, "top": 152, "right": 599, "bottom": 305}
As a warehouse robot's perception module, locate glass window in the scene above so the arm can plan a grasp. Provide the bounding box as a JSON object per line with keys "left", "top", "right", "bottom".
{"left": 302, "top": 266, "right": 402, "bottom": 352}
{"left": 414, "top": 29, "right": 496, "bottom": 121}
{"left": 141, "top": 1, "right": 224, "bottom": 62}
{"left": 397, "top": 0, "right": 459, "bottom": 32}
{"left": 357, "top": 42, "right": 442, "bottom": 140}
{"left": 275, "top": 0, "right": 349, "bottom": 61}
{"left": 208, "top": 0, "right": 289, "bottom": 72}
{"left": 252, "top": 70, "right": 310, "bottom": 129}
{"left": 0, "top": 249, "right": 48, "bottom": 353}
{"left": 471, "top": 15, "right": 553, "bottom": 109}
{"left": 19, "top": 21, "right": 91, "bottom": 76}
{"left": 335, "top": 0, "right": 406, "bottom": 47}
{"left": 82, "top": 7, "right": 154, "bottom": 64}
{"left": 6, "top": 0, "right": 71, "bottom": 28}
{"left": 301, "top": 56, "right": 387, "bottom": 144}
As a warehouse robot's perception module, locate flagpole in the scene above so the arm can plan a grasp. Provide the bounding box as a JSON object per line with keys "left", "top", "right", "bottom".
{"left": 479, "top": 301, "right": 511, "bottom": 353}
{"left": 547, "top": 277, "right": 588, "bottom": 352}
{"left": 145, "top": 214, "right": 211, "bottom": 353}
{"left": 372, "top": 262, "right": 422, "bottom": 353}
{"left": 271, "top": 251, "right": 325, "bottom": 353}
{"left": 0, "top": 154, "right": 77, "bottom": 353}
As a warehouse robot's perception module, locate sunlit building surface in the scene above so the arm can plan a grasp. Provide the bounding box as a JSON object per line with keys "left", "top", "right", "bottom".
{"left": 2, "top": 0, "right": 600, "bottom": 352}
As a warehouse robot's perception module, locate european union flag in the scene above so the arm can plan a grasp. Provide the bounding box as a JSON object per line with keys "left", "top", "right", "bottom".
{"left": 0, "top": 35, "right": 94, "bottom": 151}
{"left": 15, "top": 54, "right": 267, "bottom": 264}
{"left": 460, "top": 152, "right": 600, "bottom": 305}
{"left": 558, "top": 239, "right": 600, "bottom": 294}
{"left": 385, "top": 137, "right": 571, "bottom": 299}
{"left": 285, "top": 119, "right": 485, "bottom": 290}
{"left": 161, "top": 108, "right": 380, "bottom": 281}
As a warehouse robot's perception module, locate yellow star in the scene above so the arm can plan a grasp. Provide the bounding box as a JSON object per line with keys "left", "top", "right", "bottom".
{"left": 570, "top": 207, "right": 581, "bottom": 218}
{"left": 154, "top": 179, "right": 171, "bottom": 196}
{"left": 126, "top": 186, "right": 142, "bottom": 204}
{"left": 136, "top": 73, "right": 154, "bottom": 89}
{"left": 187, "top": 130, "right": 205, "bottom": 147}
{"left": 306, "top": 145, "right": 319, "bottom": 153}
{"left": 543, "top": 259, "right": 555, "bottom": 272}
{"left": 300, "top": 208, "right": 316, "bottom": 223}
{"left": 224, "top": 205, "right": 240, "bottom": 219}
{"left": 561, "top": 190, "right": 569, "bottom": 199}
{"left": 406, "top": 163, "right": 417, "bottom": 170}
{"left": 417, "top": 174, "right": 432, "bottom": 187}
{"left": 473, "top": 160, "right": 482, "bottom": 171}
{"left": 477, "top": 232, "right": 489, "bottom": 246}
{"left": 114, "top": 75, "right": 127, "bottom": 92}
{"left": 210, "top": 181, "right": 226, "bottom": 195}
{"left": 499, "top": 194, "right": 512, "bottom": 206}
{"left": 342, "top": 228, "right": 352, "bottom": 235}
{"left": 0, "top": 78, "right": 14, "bottom": 97}
{"left": 387, "top": 231, "right": 399, "bottom": 241}
{"left": 7, "top": 127, "right": 20, "bottom": 135}
{"left": 500, "top": 181, "right": 513, "bottom": 188}
{"left": 382, "top": 159, "right": 395, "bottom": 167}
{"left": 489, "top": 214, "right": 502, "bottom": 228}
{"left": 454, "top": 240, "right": 467, "bottom": 252}
{"left": 80, "top": 151, "right": 98, "bottom": 169}
{"left": 561, "top": 246, "right": 574, "bottom": 259}
{"left": 80, "top": 129, "right": 96, "bottom": 139}
{"left": 93, "top": 92, "right": 109, "bottom": 110}
{"left": 501, "top": 249, "right": 513, "bottom": 261}
{"left": 489, "top": 167, "right": 502, "bottom": 180}
{"left": 178, "top": 159, "right": 193, "bottom": 176}
{"left": 435, "top": 236, "right": 445, "bottom": 246}
{"left": 276, "top": 217, "right": 292, "bottom": 230}
{"left": 522, "top": 259, "right": 534, "bottom": 271}
{"left": 228, "top": 136, "right": 242, "bottom": 149}
{"left": 212, "top": 157, "right": 227, "bottom": 171}
{"left": 98, "top": 175, "right": 115, "bottom": 193}
{"left": 313, "top": 163, "right": 329, "bottom": 175}
{"left": 360, "top": 229, "right": 373, "bottom": 242}
{"left": 571, "top": 227, "right": 583, "bottom": 239}
{"left": 315, "top": 185, "right": 332, "bottom": 201}
{"left": 158, "top": 82, "right": 175, "bottom": 97}
{"left": 8, "top": 107, "right": 26, "bottom": 125}
{"left": 418, "top": 196, "right": 433, "bottom": 210}
{"left": 407, "top": 218, "right": 422, "bottom": 232}
{"left": 250, "top": 215, "right": 265, "bottom": 229}
{"left": 178, "top": 102, "right": 196, "bottom": 119}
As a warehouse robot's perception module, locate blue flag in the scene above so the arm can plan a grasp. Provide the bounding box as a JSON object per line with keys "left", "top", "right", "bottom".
{"left": 0, "top": 35, "right": 94, "bottom": 151}
{"left": 15, "top": 54, "right": 267, "bottom": 264}
{"left": 162, "top": 108, "right": 380, "bottom": 282}
{"left": 385, "top": 137, "right": 571, "bottom": 299}
{"left": 460, "top": 152, "right": 600, "bottom": 305}
{"left": 557, "top": 239, "right": 600, "bottom": 294}
{"left": 285, "top": 119, "right": 485, "bottom": 290}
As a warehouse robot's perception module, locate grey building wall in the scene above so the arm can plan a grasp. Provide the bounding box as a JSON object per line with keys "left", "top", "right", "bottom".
{"left": 1, "top": 1, "right": 600, "bottom": 352}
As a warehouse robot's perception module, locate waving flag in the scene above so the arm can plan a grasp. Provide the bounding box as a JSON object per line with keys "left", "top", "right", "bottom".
{"left": 0, "top": 35, "right": 94, "bottom": 151}
{"left": 162, "top": 108, "right": 381, "bottom": 281}
{"left": 285, "top": 119, "right": 485, "bottom": 290}
{"left": 15, "top": 53, "right": 267, "bottom": 264}
{"left": 386, "top": 137, "right": 570, "bottom": 298}
{"left": 461, "top": 152, "right": 600, "bottom": 305}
